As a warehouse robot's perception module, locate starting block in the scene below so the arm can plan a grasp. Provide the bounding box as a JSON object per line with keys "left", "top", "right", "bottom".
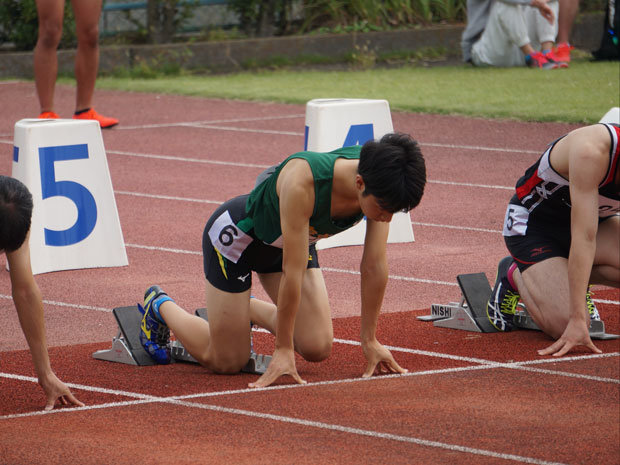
{"left": 418, "top": 273, "right": 498, "bottom": 333}
{"left": 93, "top": 306, "right": 272, "bottom": 374}
{"left": 418, "top": 273, "right": 619, "bottom": 340}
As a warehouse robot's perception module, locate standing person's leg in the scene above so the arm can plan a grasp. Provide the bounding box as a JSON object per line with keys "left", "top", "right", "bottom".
{"left": 34, "top": 0, "right": 65, "bottom": 115}
{"left": 70, "top": 0, "right": 118, "bottom": 127}
{"left": 70, "top": 0, "right": 102, "bottom": 113}
{"left": 553, "top": 0, "right": 578, "bottom": 61}
{"left": 257, "top": 267, "right": 333, "bottom": 362}
{"left": 557, "top": 0, "right": 579, "bottom": 44}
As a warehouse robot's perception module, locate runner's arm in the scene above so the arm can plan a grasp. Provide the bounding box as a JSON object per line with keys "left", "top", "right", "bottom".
{"left": 249, "top": 161, "right": 313, "bottom": 387}
{"left": 539, "top": 128, "right": 609, "bottom": 356}
{"left": 359, "top": 218, "right": 408, "bottom": 376}
{"left": 7, "top": 234, "right": 84, "bottom": 409}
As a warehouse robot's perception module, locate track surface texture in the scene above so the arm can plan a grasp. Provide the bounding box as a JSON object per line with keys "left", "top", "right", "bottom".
{"left": 0, "top": 82, "right": 618, "bottom": 465}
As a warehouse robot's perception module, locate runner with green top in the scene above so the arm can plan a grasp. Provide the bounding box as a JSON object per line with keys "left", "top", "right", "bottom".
{"left": 138, "top": 133, "right": 427, "bottom": 388}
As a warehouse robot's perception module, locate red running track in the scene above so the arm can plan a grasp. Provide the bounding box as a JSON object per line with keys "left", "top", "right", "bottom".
{"left": 0, "top": 82, "right": 618, "bottom": 465}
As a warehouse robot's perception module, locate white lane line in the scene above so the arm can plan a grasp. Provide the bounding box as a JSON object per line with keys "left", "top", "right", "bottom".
{"left": 167, "top": 398, "right": 568, "bottom": 465}
{"left": 3, "top": 351, "right": 617, "bottom": 411}
{"left": 184, "top": 123, "right": 302, "bottom": 136}
{"left": 115, "top": 114, "right": 305, "bottom": 130}
{"left": 508, "top": 365, "right": 619, "bottom": 383}
{"left": 412, "top": 221, "right": 501, "bottom": 234}
{"left": 332, "top": 335, "right": 620, "bottom": 376}
{"left": 125, "top": 243, "right": 201, "bottom": 255}
{"left": 424, "top": 142, "right": 539, "bottom": 154}
{"left": 0, "top": 139, "right": 531, "bottom": 192}
{"left": 0, "top": 372, "right": 157, "bottom": 400}
{"left": 113, "top": 190, "right": 502, "bottom": 234}
{"left": 105, "top": 149, "right": 517, "bottom": 190}
{"left": 427, "top": 179, "right": 514, "bottom": 190}
{"left": 0, "top": 294, "right": 111, "bottom": 312}
{"left": 106, "top": 149, "right": 270, "bottom": 169}
{"left": 0, "top": 370, "right": 580, "bottom": 464}
{"left": 120, "top": 240, "right": 618, "bottom": 306}
{"left": 0, "top": 135, "right": 539, "bottom": 157}
{"left": 591, "top": 298, "right": 620, "bottom": 305}
{"left": 321, "top": 267, "right": 458, "bottom": 287}
{"left": 115, "top": 190, "right": 222, "bottom": 205}
{"left": 0, "top": 399, "right": 157, "bottom": 420}
{"left": 516, "top": 351, "right": 620, "bottom": 365}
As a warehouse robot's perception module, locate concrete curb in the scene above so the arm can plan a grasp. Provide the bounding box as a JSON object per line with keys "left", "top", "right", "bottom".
{"left": 0, "top": 12, "right": 604, "bottom": 78}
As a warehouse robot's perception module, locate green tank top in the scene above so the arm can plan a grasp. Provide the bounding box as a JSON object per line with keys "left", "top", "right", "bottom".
{"left": 241, "top": 146, "right": 363, "bottom": 247}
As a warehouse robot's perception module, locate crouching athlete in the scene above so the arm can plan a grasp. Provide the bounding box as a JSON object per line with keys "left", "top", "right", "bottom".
{"left": 139, "top": 133, "right": 426, "bottom": 387}
{"left": 487, "top": 123, "right": 619, "bottom": 356}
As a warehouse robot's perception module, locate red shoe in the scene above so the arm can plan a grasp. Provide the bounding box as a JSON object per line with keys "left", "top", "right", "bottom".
{"left": 544, "top": 50, "right": 569, "bottom": 68}
{"left": 526, "top": 52, "right": 557, "bottom": 69}
{"left": 552, "top": 43, "right": 574, "bottom": 63}
{"left": 73, "top": 108, "right": 119, "bottom": 128}
{"left": 38, "top": 111, "right": 60, "bottom": 119}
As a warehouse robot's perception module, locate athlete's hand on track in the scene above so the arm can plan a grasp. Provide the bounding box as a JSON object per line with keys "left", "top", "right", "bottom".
{"left": 538, "top": 318, "right": 601, "bottom": 357}
{"left": 361, "top": 339, "right": 408, "bottom": 378}
{"left": 40, "top": 372, "right": 84, "bottom": 411}
{"left": 248, "top": 347, "right": 306, "bottom": 388}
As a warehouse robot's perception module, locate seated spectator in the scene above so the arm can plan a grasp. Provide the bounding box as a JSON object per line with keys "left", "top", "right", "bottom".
{"left": 462, "top": 0, "right": 564, "bottom": 69}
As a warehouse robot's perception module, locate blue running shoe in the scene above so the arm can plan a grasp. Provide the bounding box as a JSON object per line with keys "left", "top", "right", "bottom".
{"left": 487, "top": 256, "right": 520, "bottom": 332}
{"left": 139, "top": 285, "right": 174, "bottom": 364}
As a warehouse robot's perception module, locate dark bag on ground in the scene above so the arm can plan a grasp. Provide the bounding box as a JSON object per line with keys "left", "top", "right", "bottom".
{"left": 592, "top": 0, "right": 620, "bottom": 60}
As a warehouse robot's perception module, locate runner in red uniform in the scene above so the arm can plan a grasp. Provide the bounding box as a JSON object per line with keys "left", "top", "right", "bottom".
{"left": 488, "top": 123, "right": 620, "bottom": 356}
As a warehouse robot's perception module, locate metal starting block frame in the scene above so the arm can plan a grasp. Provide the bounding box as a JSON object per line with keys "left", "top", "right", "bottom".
{"left": 418, "top": 273, "right": 619, "bottom": 340}
{"left": 418, "top": 273, "right": 498, "bottom": 333}
{"left": 93, "top": 306, "right": 272, "bottom": 374}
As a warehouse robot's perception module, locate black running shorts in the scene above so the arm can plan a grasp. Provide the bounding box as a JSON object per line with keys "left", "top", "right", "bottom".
{"left": 202, "top": 194, "right": 320, "bottom": 293}
{"left": 505, "top": 213, "right": 617, "bottom": 273}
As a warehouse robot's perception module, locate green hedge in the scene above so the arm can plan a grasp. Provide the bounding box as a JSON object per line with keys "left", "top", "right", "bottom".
{"left": 0, "top": 0, "right": 76, "bottom": 51}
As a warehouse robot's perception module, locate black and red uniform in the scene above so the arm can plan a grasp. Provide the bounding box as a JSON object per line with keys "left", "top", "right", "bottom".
{"left": 503, "top": 123, "right": 620, "bottom": 271}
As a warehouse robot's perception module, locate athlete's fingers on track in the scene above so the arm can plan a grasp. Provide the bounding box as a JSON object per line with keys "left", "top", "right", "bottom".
{"left": 249, "top": 369, "right": 306, "bottom": 388}
{"left": 389, "top": 359, "right": 408, "bottom": 375}
{"left": 362, "top": 359, "right": 408, "bottom": 378}
{"left": 537, "top": 340, "right": 564, "bottom": 356}
{"left": 362, "top": 361, "right": 378, "bottom": 378}
{"left": 45, "top": 393, "right": 82, "bottom": 411}
{"left": 65, "top": 392, "right": 85, "bottom": 408}
{"left": 248, "top": 372, "right": 277, "bottom": 388}
{"left": 538, "top": 339, "right": 602, "bottom": 357}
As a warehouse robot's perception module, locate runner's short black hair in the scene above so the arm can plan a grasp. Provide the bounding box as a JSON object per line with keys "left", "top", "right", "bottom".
{"left": 0, "top": 175, "right": 33, "bottom": 252}
{"left": 358, "top": 133, "right": 426, "bottom": 213}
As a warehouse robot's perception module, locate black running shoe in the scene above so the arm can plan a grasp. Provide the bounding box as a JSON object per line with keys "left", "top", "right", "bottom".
{"left": 487, "top": 257, "right": 520, "bottom": 331}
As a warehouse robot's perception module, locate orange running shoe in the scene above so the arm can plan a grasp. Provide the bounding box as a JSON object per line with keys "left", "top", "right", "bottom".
{"left": 544, "top": 50, "right": 569, "bottom": 68}
{"left": 38, "top": 111, "right": 60, "bottom": 119}
{"left": 552, "top": 43, "right": 574, "bottom": 63}
{"left": 73, "top": 108, "right": 119, "bottom": 129}
{"left": 526, "top": 52, "right": 557, "bottom": 69}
